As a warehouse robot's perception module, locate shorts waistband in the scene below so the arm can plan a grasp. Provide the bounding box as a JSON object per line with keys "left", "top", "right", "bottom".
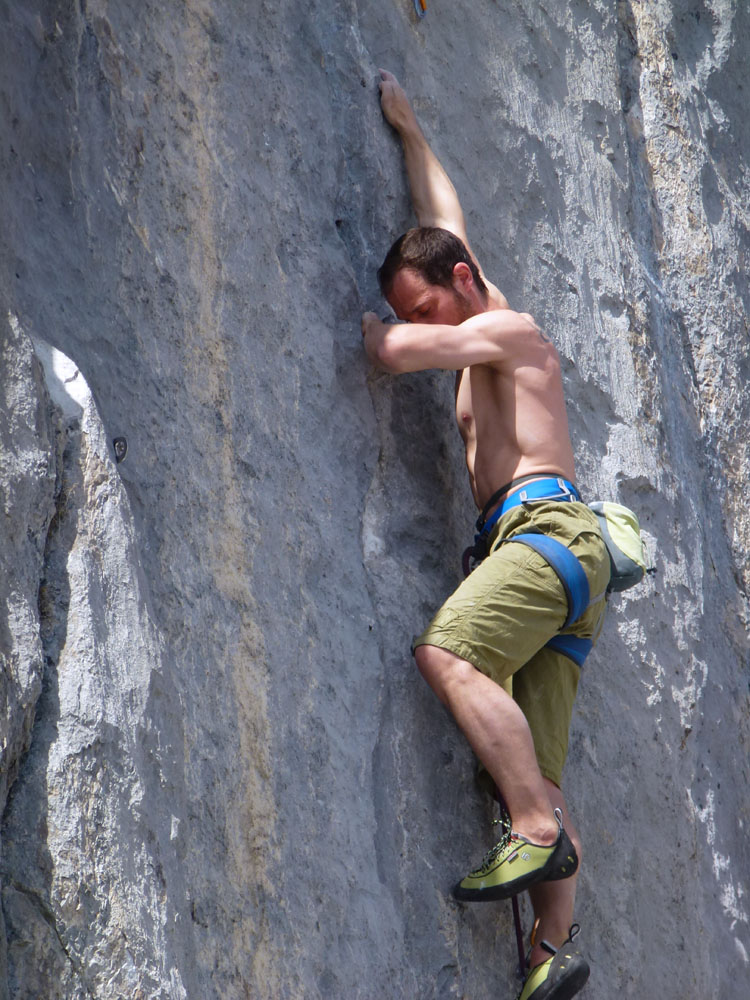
{"left": 477, "top": 476, "right": 581, "bottom": 539}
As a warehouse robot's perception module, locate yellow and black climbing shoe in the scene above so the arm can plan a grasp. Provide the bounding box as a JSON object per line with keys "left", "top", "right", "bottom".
{"left": 453, "top": 808, "right": 578, "bottom": 902}
{"left": 517, "top": 924, "right": 589, "bottom": 1000}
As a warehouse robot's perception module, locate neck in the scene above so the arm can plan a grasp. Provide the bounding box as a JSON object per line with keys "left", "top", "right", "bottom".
{"left": 471, "top": 296, "right": 493, "bottom": 318}
{"left": 486, "top": 288, "right": 505, "bottom": 311}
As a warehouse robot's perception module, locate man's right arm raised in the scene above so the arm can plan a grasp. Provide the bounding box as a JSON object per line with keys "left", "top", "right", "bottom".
{"left": 378, "top": 70, "right": 469, "bottom": 242}
{"left": 378, "top": 70, "right": 507, "bottom": 307}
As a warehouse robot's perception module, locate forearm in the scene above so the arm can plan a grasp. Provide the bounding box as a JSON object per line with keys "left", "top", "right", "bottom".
{"left": 397, "top": 123, "right": 466, "bottom": 234}
{"left": 400, "top": 126, "right": 509, "bottom": 308}
{"left": 362, "top": 310, "right": 536, "bottom": 375}
{"left": 379, "top": 69, "right": 466, "bottom": 238}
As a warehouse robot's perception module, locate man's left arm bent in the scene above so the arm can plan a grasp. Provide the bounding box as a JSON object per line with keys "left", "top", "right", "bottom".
{"left": 362, "top": 309, "right": 542, "bottom": 374}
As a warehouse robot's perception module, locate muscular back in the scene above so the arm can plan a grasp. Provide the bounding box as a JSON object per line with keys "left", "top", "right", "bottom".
{"left": 455, "top": 328, "right": 576, "bottom": 510}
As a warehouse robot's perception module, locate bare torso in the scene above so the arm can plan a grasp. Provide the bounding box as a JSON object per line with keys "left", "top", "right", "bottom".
{"left": 454, "top": 327, "right": 576, "bottom": 511}
{"left": 366, "top": 264, "right": 577, "bottom": 511}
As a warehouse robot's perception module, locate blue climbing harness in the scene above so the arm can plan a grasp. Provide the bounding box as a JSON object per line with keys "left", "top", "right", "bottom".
{"left": 501, "top": 533, "right": 593, "bottom": 668}
{"left": 462, "top": 475, "right": 595, "bottom": 667}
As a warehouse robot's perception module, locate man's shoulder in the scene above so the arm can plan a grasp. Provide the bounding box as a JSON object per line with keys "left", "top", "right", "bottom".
{"left": 466, "top": 307, "right": 562, "bottom": 371}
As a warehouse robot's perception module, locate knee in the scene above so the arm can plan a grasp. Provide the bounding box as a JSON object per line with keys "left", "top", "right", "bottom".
{"left": 414, "top": 644, "right": 445, "bottom": 701}
{"left": 414, "top": 644, "right": 475, "bottom": 705}
{"left": 414, "top": 642, "right": 436, "bottom": 676}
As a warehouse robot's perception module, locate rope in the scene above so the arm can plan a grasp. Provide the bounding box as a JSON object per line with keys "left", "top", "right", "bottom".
{"left": 494, "top": 786, "right": 527, "bottom": 978}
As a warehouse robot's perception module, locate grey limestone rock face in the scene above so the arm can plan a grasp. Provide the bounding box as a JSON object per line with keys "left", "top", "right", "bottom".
{"left": 1, "top": 1, "right": 749, "bottom": 998}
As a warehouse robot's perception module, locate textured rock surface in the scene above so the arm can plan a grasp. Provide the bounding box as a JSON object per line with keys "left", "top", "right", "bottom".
{"left": 1, "top": 1, "right": 749, "bottom": 998}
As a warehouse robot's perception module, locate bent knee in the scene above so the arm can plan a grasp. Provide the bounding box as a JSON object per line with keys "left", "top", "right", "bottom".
{"left": 413, "top": 643, "right": 446, "bottom": 696}
{"left": 414, "top": 644, "right": 477, "bottom": 701}
{"left": 414, "top": 643, "right": 470, "bottom": 678}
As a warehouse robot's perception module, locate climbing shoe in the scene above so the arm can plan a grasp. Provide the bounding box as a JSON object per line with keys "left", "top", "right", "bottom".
{"left": 453, "top": 808, "right": 578, "bottom": 902}
{"left": 517, "top": 924, "right": 589, "bottom": 1000}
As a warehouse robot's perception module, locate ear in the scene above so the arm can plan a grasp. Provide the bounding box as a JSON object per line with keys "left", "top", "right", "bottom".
{"left": 452, "top": 261, "right": 474, "bottom": 290}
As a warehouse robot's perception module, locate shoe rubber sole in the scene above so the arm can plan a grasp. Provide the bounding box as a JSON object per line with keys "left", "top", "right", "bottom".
{"left": 525, "top": 955, "right": 589, "bottom": 1000}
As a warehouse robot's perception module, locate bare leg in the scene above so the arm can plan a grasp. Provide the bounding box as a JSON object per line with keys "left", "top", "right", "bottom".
{"left": 526, "top": 780, "right": 581, "bottom": 967}
{"left": 414, "top": 644, "right": 558, "bottom": 844}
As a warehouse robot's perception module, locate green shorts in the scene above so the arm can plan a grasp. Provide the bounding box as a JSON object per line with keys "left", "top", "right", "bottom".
{"left": 413, "top": 501, "right": 610, "bottom": 787}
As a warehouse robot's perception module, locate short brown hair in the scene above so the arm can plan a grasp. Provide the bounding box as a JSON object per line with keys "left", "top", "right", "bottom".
{"left": 377, "top": 227, "right": 488, "bottom": 298}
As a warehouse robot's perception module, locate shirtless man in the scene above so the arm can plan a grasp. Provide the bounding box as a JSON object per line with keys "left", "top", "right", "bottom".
{"left": 362, "top": 71, "right": 611, "bottom": 1000}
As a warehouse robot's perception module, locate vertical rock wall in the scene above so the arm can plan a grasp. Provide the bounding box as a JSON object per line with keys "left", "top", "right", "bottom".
{"left": 1, "top": 1, "right": 748, "bottom": 997}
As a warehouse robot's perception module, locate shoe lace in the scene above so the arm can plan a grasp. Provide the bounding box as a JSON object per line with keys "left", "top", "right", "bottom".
{"left": 472, "top": 812, "right": 514, "bottom": 875}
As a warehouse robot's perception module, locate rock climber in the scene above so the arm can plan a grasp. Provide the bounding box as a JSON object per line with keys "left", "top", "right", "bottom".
{"left": 362, "top": 70, "right": 611, "bottom": 1000}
